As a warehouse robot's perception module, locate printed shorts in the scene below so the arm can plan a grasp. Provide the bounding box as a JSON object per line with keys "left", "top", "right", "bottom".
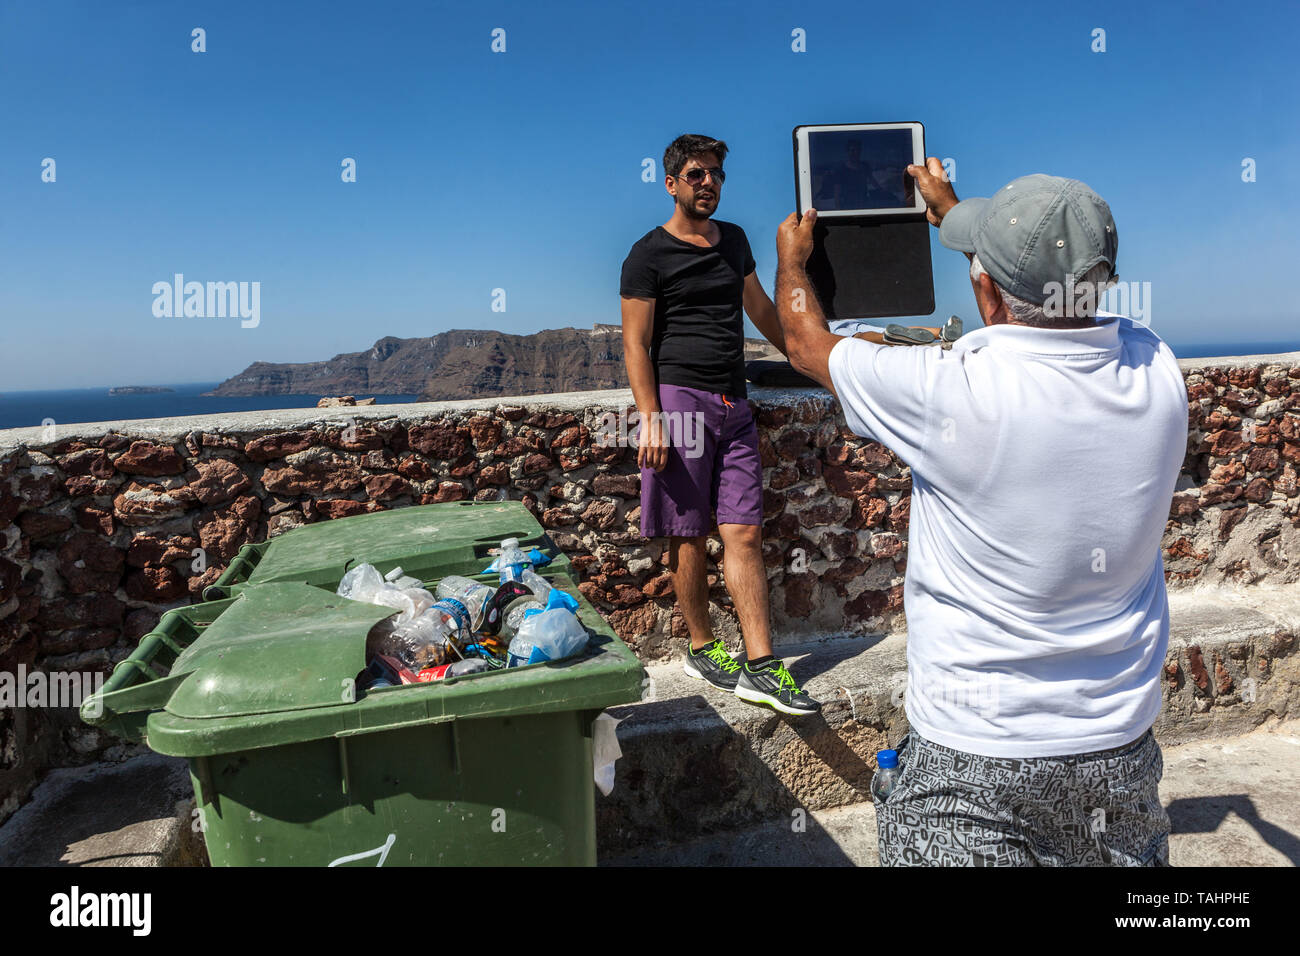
{"left": 639, "top": 383, "right": 763, "bottom": 538}
{"left": 873, "top": 726, "right": 1170, "bottom": 867}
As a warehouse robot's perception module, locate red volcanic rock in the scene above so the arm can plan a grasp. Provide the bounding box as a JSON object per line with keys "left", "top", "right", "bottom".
{"left": 196, "top": 495, "right": 262, "bottom": 562}
{"left": 244, "top": 431, "right": 315, "bottom": 461}
{"left": 113, "top": 441, "right": 185, "bottom": 476}
{"left": 407, "top": 424, "right": 468, "bottom": 460}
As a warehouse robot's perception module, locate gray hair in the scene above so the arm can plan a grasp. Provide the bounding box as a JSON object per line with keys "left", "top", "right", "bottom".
{"left": 970, "top": 254, "right": 1115, "bottom": 327}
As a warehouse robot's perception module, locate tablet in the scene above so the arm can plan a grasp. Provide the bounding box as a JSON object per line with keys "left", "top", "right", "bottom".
{"left": 794, "top": 122, "right": 926, "bottom": 217}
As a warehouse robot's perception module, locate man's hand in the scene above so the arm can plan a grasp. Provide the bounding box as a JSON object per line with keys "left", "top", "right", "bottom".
{"left": 906, "top": 157, "right": 959, "bottom": 227}
{"left": 777, "top": 209, "right": 817, "bottom": 266}
{"left": 637, "top": 411, "right": 670, "bottom": 472}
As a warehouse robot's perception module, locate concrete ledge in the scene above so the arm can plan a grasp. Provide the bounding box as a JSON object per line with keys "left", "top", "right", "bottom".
{"left": 1177, "top": 351, "right": 1300, "bottom": 371}
{"left": 0, "top": 752, "right": 201, "bottom": 866}
{"left": 3, "top": 352, "right": 1294, "bottom": 448}
{"left": 601, "top": 719, "right": 1300, "bottom": 866}
{"left": 596, "top": 587, "right": 1300, "bottom": 854}
{"left": 0, "top": 386, "right": 834, "bottom": 448}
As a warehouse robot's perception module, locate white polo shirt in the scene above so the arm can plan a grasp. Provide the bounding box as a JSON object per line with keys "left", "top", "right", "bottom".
{"left": 828, "top": 314, "right": 1188, "bottom": 758}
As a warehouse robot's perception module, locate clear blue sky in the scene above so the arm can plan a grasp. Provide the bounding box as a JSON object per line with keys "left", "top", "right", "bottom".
{"left": 2, "top": 0, "right": 1297, "bottom": 390}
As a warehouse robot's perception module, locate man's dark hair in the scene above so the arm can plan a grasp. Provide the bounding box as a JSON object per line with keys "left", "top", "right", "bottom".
{"left": 663, "top": 134, "right": 729, "bottom": 180}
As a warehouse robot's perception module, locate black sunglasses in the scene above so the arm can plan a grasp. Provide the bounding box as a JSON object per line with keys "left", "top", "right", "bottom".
{"left": 674, "top": 166, "right": 725, "bottom": 187}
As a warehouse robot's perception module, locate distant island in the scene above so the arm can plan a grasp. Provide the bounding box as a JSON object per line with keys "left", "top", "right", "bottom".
{"left": 206, "top": 325, "right": 778, "bottom": 402}
{"left": 109, "top": 386, "right": 175, "bottom": 395}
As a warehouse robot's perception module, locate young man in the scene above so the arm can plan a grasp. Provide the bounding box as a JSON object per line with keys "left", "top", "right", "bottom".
{"left": 773, "top": 160, "right": 1187, "bottom": 865}
{"left": 619, "top": 133, "right": 820, "bottom": 715}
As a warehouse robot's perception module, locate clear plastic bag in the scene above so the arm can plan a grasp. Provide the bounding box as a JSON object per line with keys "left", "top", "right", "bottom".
{"left": 338, "top": 563, "right": 434, "bottom": 625}
{"left": 508, "top": 607, "right": 589, "bottom": 666}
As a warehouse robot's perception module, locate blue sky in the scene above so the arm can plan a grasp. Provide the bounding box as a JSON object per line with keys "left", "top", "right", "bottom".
{"left": 2, "top": 0, "right": 1297, "bottom": 391}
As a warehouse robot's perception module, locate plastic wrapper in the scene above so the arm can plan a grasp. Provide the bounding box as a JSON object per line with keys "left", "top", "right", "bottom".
{"left": 592, "top": 712, "right": 624, "bottom": 796}
{"left": 338, "top": 563, "right": 435, "bottom": 625}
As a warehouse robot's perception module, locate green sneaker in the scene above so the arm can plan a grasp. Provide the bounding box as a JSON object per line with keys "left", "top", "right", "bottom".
{"left": 683, "top": 638, "right": 742, "bottom": 691}
{"left": 735, "top": 658, "right": 822, "bottom": 715}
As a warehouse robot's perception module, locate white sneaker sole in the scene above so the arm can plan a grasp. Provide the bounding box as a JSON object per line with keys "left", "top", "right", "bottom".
{"left": 734, "top": 683, "right": 818, "bottom": 716}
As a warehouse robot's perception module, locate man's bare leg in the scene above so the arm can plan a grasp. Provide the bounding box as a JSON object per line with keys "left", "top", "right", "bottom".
{"left": 717, "top": 522, "right": 773, "bottom": 660}
{"left": 669, "top": 535, "right": 714, "bottom": 650}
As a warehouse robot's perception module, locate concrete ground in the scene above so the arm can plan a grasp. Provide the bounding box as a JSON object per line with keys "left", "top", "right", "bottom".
{"left": 0, "top": 721, "right": 1295, "bottom": 867}
{"left": 602, "top": 719, "right": 1300, "bottom": 866}
{"left": 0, "top": 752, "right": 201, "bottom": 867}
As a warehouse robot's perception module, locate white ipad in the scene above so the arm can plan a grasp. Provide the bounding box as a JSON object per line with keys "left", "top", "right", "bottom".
{"left": 794, "top": 122, "right": 926, "bottom": 217}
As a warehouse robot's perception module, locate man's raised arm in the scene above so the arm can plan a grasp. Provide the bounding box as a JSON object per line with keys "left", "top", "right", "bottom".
{"left": 773, "top": 209, "right": 842, "bottom": 397}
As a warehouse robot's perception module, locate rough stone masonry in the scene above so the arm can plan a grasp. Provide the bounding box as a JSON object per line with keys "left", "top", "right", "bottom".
{"left": 1, "top": 354, "right": 1298, "bottom": 822}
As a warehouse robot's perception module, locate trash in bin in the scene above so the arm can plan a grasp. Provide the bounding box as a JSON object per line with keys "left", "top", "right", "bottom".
{"left": 481, "top": 538, "right": 553, "bottom": 579}
{"left": 507, "top": 599, "right": 589, "bottom": 668}
{"left": 416, "top": 659, "right": 491, "bottom": 681}
{"left": 434, "top": 575, "right": 496, "bottom": 631}
{"left": 339, "top": 558, "right": 592, "bottom": 683}
{"left": 337, "top": 563, "right": 434, "bottom": 623}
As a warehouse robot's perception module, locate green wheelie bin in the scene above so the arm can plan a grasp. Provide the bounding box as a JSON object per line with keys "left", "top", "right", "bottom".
{"left": 81, "top": 507, "right": 644, "bottom": 866}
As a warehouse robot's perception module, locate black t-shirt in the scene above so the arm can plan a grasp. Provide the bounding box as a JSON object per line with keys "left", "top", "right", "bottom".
{"left": 619, "top": 220, "right": 756, "bottom": 398}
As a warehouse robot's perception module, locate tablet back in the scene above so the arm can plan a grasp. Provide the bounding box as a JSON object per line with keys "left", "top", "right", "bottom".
{"left": 804, "top": 215, "right": 935, "bottom": 320}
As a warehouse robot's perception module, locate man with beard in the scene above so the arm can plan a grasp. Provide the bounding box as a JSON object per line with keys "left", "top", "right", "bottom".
{"left": 619, "top": 133, "right": 821, "bottom": 715}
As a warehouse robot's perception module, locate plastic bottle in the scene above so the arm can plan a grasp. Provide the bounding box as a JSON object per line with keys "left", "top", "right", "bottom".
{"left": 871, "top": 749, "right": 899, "bottom": 801}
{"left": 383, "top": 565, "right": 423, "bottom": 590}
{"left": 375, "top": 603, "right": 466, "bottom": 671}
{"left": 435, "top": 575, "right": 494, "bottom": 631}
{"left": 496, "top": 538, "right": 530, "bottom": 584}
{"left": 520, "top": 568, "right": 552, "bottom": 601}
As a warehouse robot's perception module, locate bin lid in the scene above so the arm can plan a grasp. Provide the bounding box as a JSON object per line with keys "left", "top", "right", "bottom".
{"left": 164, "top": 582, "right": 397, "bottom": 719}
{"left": 243, "top": 502, "right": 548, "bottom": 587}
{"left": 137, "top": 571, "right": 647, "bottom": 758}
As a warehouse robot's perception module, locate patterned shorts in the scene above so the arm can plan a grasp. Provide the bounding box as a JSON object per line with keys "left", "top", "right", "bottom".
{"left": 873, "top": 726, "right": 1170, "bottom": 867}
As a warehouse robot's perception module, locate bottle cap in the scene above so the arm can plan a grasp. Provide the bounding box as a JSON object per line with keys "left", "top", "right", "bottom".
{"left": 877, "top": 749, "right": 898, "bottom": 769}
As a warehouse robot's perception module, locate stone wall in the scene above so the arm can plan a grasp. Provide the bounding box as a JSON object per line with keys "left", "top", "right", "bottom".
{"left": 1, "top": 352, "right": 1298, "bottom": 819}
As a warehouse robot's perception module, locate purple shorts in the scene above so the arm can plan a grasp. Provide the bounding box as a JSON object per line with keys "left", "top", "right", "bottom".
{"left": 639, "top": 383, "right": 763, "bottom": 538}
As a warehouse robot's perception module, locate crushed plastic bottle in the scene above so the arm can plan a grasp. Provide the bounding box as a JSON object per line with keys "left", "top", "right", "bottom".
{"left": 435, "top": 575, "right": 495, "bottom": 632}
{"left": 520, "top": 568, "right": 552, "bottom": 601}
{"left": 371, "top": 597, "right": 470, "bottom": 670}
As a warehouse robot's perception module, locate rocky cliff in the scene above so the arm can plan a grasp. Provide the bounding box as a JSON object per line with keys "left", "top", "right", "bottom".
{"left": 206, "top": 325, "right": 778, "bottom": 401}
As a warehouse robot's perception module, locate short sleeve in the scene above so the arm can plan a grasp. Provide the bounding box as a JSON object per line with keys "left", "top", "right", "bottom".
{"left": 620, "top": 243, "right": 658, "bottom": 299}
{"left": 827, "top": 335, "right": 935, "bottom": 469}
{"left": 742, "top": 231, "right": 756, "bottom": 277}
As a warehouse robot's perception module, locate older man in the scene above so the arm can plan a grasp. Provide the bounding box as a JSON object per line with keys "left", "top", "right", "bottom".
{"left": 773, "top": 159, "right": 1188, "bottom": 866}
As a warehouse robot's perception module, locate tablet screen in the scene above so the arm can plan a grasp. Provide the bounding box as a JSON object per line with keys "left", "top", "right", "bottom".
{"left": 795, "top": 123, "right": 925, "bottom": 216}
{"left": 810, "top": 128, "right": 913, "bottom": 211}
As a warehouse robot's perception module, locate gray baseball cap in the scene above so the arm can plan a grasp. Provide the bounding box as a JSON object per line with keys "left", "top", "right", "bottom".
{"left": 938, "top": 174, "right": 1118, "bottom": 305}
